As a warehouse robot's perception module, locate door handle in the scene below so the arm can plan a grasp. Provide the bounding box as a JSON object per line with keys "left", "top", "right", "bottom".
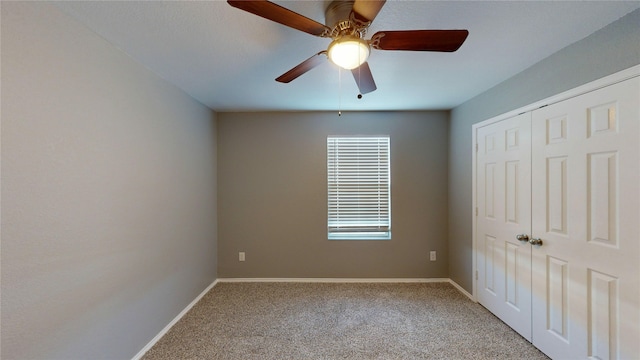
{"left": 529, "top": 238, "right": 543, "bottom": 246}
{"left": 516, "top": 234, "right": 530, "bottom": 243}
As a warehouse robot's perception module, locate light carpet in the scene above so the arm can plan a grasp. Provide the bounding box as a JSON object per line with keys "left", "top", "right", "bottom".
{"left": 142, "top": 282, "right": 548, "bottom": 359}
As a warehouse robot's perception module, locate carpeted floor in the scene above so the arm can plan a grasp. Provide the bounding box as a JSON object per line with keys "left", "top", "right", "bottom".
{"left": 142, "top": 282, "right": 549, "bottom": 359}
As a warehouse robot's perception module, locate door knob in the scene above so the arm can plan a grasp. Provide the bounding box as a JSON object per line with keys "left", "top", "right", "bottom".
{"left": 529, "top": 238, "right": 543, "bottom": 246}
{"left": 516, "top": 234, "right": 530, "bottom": 243}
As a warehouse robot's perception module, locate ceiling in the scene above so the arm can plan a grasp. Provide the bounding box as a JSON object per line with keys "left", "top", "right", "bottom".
{"left": 53, "top": 1, "right": 640, "bottom": 112}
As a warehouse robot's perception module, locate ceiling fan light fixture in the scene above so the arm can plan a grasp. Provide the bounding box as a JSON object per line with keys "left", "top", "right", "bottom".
{"left": 327, "top": 36, "right": 369, "bottom": 70}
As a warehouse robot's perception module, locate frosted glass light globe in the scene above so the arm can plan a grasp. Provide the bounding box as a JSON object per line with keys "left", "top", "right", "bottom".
{"left": 328, "top": 37, "right": 370, "bottom": 70}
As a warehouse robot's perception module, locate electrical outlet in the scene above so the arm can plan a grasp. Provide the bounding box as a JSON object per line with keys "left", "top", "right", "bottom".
{"left": 239, "top": 252, "right": 245, "bottom": 262}
{"left": 430, "top": 251, "right": 436, "bottom": 261}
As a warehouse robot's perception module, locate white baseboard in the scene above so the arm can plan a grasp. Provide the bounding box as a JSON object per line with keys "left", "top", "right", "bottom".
{"left": 217, "top": 277, "right": 451, "bottom": 283}
{"left": 448, "top": 279, "right": 475, "bottom": 302}
{"left": 131, "top": 279, "right": 219, "bottom": 360}
{"left": 218, "top": 278, "right": 475, "bottom": 301}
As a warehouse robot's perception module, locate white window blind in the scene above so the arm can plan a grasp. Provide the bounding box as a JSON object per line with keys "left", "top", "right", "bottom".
{"left": 327, "top": 136, "right": 391, "bottom": 239}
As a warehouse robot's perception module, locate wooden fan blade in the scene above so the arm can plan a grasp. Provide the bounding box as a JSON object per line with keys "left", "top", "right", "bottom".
{"left": 371, "top": 30, "right": 469, "bottom": 52}
{"left": 352, "top": 0, "right": 386, "bottom": 23}
{"left": 276, "top": 51, "right": 328, "bottom": 83}
{"left": 351, "top": 62, "right": 377, "bottom": 94}
{"left": 228, "top": 0, "right": 330, "bottom": 37}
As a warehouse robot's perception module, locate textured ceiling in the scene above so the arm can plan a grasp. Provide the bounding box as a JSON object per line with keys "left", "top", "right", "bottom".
{"left": 53, "top": 1, "right": 640, "bottom": 112}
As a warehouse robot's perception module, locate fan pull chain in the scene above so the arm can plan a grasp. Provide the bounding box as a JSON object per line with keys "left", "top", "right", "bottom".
{"left": 357, "top": 48, "right": 362, "bottom": 99}
{"left": 338, "top": 67, "right": 342, "bottom": 116}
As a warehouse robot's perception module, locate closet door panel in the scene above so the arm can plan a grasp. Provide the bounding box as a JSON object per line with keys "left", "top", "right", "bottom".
{"left": 531, "top": 77, "right": 639, "bottom": 359}
{"left": 476, "top": 113, "right": 532, "bottom": 341}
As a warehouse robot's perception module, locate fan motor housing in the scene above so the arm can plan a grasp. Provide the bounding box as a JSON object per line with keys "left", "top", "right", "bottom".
{"left": 325, "top": 0, "right": 355, "bottom": 30}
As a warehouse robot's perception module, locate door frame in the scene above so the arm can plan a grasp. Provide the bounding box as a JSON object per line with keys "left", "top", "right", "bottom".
{"left": 471, "top": 64, "right": 640, "bottom": 300}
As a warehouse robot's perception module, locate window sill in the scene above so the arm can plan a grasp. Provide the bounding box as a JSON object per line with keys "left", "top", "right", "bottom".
{"left": 328, "top": 232, "right": 391, "bottom": 241}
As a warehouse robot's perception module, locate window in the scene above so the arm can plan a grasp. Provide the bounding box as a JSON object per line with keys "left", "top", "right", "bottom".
{"left": 327, "top": 136, "right": 391, "bottom": 240}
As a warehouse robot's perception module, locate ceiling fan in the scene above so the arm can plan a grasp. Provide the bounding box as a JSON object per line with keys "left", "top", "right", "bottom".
{"left": 227, "top": 0, "right": 469, "bottom": 95}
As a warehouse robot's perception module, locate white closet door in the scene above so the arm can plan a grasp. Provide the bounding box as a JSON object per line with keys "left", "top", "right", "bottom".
{"left": 476, "top": 112, "right": 533, "bottom": 340}
{"left": 531, "top": 77, "right": 639, "bottom": 359}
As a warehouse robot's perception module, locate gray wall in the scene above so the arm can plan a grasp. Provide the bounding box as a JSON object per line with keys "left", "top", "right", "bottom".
{"left": 448, "top": 9, "right": 640, "bottom": 293}
{"left": 1, "top": 3, "right": 218, "bottom": 359}
{"left": 218, "top": 111, "right": 449, "bottom": 278}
